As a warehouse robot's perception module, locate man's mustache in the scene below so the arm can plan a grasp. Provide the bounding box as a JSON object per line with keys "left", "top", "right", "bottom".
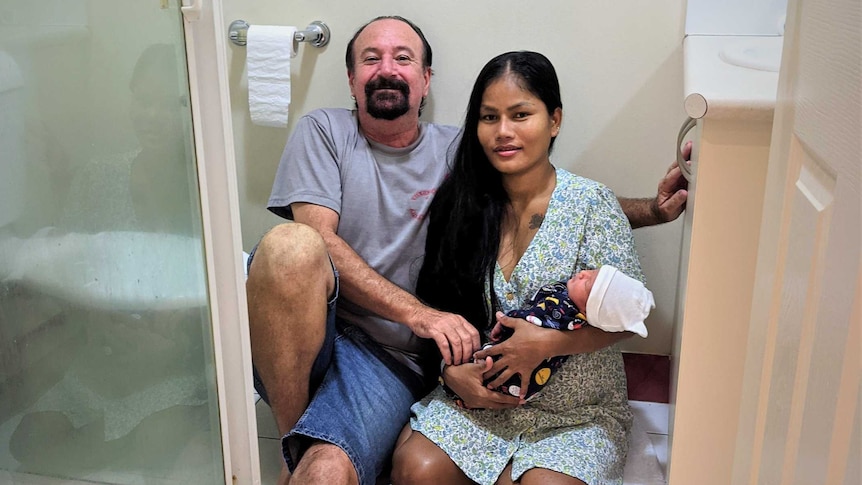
{"left": 365, "top": 77, "right": 410, "bottom": 96}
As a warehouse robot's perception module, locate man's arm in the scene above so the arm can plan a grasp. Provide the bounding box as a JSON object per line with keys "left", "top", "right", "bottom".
{"left": 619, "top": 141, "right": 692, "bottom": 229}
{"left": 618, "top": 196, "right": 666, "bottom": 230}
{"left": 291, "top": 202, "right": 480, "bottom": 365}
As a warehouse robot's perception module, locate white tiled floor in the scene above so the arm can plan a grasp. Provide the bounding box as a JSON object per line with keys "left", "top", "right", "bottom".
{"left": 255, "top": 392, "right": 284, "bottom": 484}
{"left": 255, "top": 396, "right": 670, "bottom": 484}
{"left": 625, "top": 400, "right": 670, "bottom": 484}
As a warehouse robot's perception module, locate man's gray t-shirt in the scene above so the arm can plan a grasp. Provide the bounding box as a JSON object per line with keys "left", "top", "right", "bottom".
{"left": 268, "top": 108, "right": 459, "bottom": 373}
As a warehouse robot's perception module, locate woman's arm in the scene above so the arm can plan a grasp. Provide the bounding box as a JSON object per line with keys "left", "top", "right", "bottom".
{"left": 474, "top": 313, "right": 634, "bottom": 393}
{"left": 544, "top": 323, "right": 633, "bottom": 354}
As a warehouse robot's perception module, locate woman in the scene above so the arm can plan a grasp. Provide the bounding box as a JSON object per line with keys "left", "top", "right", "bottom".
{"left": 390, "top": 51, "right": 644, "bottom": 485}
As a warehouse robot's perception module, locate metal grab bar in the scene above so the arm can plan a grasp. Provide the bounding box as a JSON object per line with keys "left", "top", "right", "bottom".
{"left": 228, "top": 20, "right": 330, "bottom": 48}
{"left": 677, "top": 116, "right": 697, "bottom": 183}
{"left": 676, "top": 92, "right": 708, "bottom": 183}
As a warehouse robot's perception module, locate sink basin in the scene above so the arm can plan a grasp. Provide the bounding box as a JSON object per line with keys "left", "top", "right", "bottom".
{"left": 719, "top": 36, "right": 784, "bottom": 72}
{"left": 684, "top": 35, "right": 780, "bottom": 120}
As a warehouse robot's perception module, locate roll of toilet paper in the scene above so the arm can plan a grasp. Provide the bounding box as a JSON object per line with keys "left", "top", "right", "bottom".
{"left": 247, "top": 25, "right": 297, "bottom": 127}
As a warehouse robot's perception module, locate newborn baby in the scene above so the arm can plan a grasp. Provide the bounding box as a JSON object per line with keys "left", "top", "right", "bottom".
{"left": 485, "top": 265, "right": 654, "bottom": 400}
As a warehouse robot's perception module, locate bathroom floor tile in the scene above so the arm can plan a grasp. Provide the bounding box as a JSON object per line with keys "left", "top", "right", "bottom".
{"left": 258, "top": 437, "right": 284, "bottom": 485}
{"left": 256, "top": 398, "right": 280, "bottom": 440}
{"left": 623, "top": 400, "right": 667, "bottom": 485}
{"left": 648, "top": 433, "right": 669, "bottom": 477}
{"left": 629, "top": 400, "right": 669, "bottom": 435}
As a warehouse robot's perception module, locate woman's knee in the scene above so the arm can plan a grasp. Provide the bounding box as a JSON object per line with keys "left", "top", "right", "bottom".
{"left": 391, "top": 432, "right": 467, "bottom": 485}
{"left": 519, "top": 468, "right": 586, "bottom": 485}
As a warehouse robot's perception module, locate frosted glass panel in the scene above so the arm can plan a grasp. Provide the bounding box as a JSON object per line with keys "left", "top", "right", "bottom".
{"left": 0, "top": 1, "right": 224, "bottom": 483}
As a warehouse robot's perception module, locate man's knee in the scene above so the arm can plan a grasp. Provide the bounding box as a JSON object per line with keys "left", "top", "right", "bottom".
{"left": 255, "top": 223, "right": 328, "bottom": 270}
{"left": 249, "top": 223, "right": 333, "bottom": 291}
{"left": 292, "top": 442, "right": 358, "bottom": 485}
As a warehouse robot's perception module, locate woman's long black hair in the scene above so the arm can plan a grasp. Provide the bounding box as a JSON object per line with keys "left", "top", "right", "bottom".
{"left": 416, "top": 51, "right": 563, "bottom": 333}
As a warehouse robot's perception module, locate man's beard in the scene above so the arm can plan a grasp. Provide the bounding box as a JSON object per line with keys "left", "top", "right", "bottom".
{"left": 364, "top": 77, "right": 411, "bottom": 120}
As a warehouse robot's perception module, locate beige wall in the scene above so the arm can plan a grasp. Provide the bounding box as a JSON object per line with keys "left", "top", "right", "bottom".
{"left": 223, "top": 0, "right": 688, "bottom": 355}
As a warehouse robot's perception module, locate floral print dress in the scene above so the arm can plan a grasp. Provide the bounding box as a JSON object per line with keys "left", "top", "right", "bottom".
{"left": 409, "top": 168, "right": 644, "bottom": 485}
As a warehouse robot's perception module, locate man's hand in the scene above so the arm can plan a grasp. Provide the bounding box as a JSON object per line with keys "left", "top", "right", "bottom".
{"left": 472, "top": 312, "right": 554, "bottom": 398}
{"left": 653, "top": 140, "right": 692, "bottom": 223}
{"left": 441, "top": 357, "right": 522, "bottom": 409}
{"left": 619, "top": 141, "right": 692, "bottom": 228}
{"left": 408, "top": 308, "right": 481, "bottom": 366}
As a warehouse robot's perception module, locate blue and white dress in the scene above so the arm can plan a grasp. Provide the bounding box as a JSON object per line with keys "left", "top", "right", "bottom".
{"left": 410, "top": 168, "right": 644, "bottom": 485}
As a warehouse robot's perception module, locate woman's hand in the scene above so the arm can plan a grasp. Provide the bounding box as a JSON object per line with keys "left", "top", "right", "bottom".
{"left": 473, "top": 312, "right": 556, "bottom": 398}
{"left": 442, "top": 357, "right": 522, "bottom": 409}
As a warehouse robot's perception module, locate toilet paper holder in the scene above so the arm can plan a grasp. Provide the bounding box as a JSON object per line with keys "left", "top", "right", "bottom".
{"left": 229, "top": 19, "right": 330, "bottom": 48}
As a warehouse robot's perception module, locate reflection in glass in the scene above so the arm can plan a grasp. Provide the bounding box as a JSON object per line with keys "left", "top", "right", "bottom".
{"left": 0, "top": 2, "right": 223, "bottom": 483}
{"left": 64, "top": 43, "right": 197, "bottom": 235}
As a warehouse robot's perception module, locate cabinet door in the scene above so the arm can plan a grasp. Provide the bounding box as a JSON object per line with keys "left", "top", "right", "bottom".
{"left": 731, "top": 0, "right": 861, "bottom": 483}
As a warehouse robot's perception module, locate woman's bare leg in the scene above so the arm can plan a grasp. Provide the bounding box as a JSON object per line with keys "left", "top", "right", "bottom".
{"left": 391, "top": 425, "right": 475, "bottom": 485}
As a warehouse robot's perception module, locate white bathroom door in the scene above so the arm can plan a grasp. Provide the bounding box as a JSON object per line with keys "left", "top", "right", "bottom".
{"left": 730, "top": 0, "right": 860, "bottom": 483}
{"left": 0, "top": 0, "right": 258, "bottom": 484}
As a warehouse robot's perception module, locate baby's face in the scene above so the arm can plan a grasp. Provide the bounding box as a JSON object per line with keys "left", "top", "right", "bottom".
{"left": 567, "top": 269, "right": 599, "bottom": 313}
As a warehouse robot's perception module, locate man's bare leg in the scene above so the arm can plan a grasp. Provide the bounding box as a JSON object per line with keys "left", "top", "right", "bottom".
{"left": 290, "top": 442, "right": 358, "bottom": 485}
{"left": 246, "top": 223, "right": 335, "bottom": 484}
{"left": 278, "top": 463, "right": 290, "bottom": 484}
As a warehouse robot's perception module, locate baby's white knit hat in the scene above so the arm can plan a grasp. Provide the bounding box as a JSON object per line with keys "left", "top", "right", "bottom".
{"left": 586, "top": 265, "right": 654, "bottom": 338}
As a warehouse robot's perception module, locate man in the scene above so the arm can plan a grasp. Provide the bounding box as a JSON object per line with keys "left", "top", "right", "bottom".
{"left": 246, "top": 15, "right": 689, "bottom": 485}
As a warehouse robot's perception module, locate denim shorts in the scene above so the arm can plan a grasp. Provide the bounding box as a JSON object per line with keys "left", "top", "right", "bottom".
{"left": 248, "top": 244, "right": 426, "bottom": 485}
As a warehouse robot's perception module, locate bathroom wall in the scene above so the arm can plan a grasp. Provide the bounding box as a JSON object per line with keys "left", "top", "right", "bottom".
{"left": 223, "top": 0, "right": 688, "bottom": 355}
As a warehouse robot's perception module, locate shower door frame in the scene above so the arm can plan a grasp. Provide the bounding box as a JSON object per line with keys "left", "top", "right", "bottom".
{"left": 181, "top": 0, "right": 260, "bottom": 483}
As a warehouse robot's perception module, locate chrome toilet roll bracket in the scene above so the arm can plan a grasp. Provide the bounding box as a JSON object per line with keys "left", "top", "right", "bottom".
{"left": 228, "top": 20, "right": 330, "bottom": 48}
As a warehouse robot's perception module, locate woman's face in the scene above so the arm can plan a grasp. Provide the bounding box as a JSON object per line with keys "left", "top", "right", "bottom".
{"left": 477, "top": 74, "right": 561, "bottom": 176}
{"left": 130, "top": 71, "right": 185, "bottom": 149}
